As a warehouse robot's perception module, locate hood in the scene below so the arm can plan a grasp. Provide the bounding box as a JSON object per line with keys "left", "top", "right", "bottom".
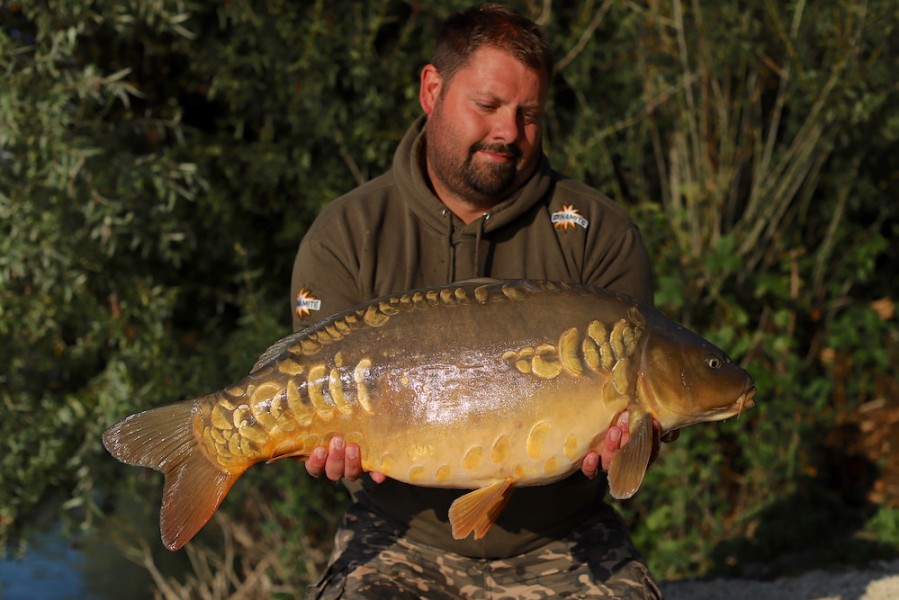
{"left": 393, "top": 116, "right": 554, "bottom": 280}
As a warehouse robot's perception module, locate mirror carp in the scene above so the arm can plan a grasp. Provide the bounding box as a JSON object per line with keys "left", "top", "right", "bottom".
{"left": 103, "top": 279, "right": 756, "bottom": 551}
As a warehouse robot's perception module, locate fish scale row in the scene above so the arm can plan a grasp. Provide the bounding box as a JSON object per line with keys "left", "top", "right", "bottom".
{"left": 501, "top": 313, "right": 643, "bottom": 394}
{"left": 196, "top": 357, "right": 375, "bottom": 470}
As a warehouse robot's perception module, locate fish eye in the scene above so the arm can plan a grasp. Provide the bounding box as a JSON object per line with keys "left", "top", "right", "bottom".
{"left": 706, "top": 356, "right": 722, "bottom": 369}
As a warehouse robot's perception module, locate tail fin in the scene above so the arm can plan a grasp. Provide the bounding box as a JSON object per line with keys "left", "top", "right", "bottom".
{"left": 102, "top": 399, "right": 243, "bottom": 551}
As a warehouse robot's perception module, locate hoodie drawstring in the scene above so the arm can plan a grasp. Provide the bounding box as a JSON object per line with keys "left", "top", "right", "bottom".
{"left": 444, "top": 209, "right": 493, "bottom": 281}
{"left": 443, "top": 208, "right": 455, "bottom": 282}
{"left": 474, "top": 213, "right": 491, "bottom": 277}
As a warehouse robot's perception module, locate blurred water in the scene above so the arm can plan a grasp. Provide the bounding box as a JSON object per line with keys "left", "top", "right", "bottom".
{"left": 0, "top": 527, "right": 104, "bottom": 600}
{"left": 0, "top": 495, "right": 184, "bottom": 600}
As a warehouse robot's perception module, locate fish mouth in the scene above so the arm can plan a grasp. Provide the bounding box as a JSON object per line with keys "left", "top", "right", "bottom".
{"left": 735, "top": 385, "right": 757, "bottom": 418}
{"left": 702, "top": 384, "right": 757, "bottom": 423}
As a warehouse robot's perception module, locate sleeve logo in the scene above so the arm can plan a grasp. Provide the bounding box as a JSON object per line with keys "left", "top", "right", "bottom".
{"left": 551, "top": 204, "right": 589, "bottom": 231}
{"left": 295, "top": 288, "right": 322, "bottom": 319}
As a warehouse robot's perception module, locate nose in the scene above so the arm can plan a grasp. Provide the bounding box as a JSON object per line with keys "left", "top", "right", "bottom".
{"left": 489, "top": 108, "right": 523, "bottom": 145}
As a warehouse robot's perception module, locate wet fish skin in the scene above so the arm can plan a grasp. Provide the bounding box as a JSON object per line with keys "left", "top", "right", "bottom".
{"left": 102, "top": 279, "right": 756, "bottom": 551}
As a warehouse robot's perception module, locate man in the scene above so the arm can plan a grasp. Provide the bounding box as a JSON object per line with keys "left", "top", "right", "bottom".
{"left": 291, "top": 4, "right": 665, "bottom": 598}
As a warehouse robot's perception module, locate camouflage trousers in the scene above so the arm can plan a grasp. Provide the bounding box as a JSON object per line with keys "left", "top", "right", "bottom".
{"left": 306, "top": 504, "right": 661, "bottom": 599}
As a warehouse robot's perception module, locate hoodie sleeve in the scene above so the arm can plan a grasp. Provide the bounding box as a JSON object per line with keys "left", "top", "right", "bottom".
{"left": 583, "top": 223, "right": 654, "bottom": 305}
{"left": 290, "top": 215, "right": 364, "bottom": 332}
{"left": 549, "top": 177, "right": 655, "bottom": 305}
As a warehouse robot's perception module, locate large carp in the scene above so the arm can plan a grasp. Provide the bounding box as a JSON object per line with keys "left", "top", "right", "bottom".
{"left": 103, "top": 279, "right": 755, "bottom": 551}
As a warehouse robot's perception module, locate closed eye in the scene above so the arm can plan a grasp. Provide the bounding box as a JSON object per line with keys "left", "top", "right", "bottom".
{"left": 523, "top": 111, "right": 541, "bottom": 125}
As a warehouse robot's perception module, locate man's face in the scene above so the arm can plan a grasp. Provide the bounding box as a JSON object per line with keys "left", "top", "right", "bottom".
{"left": 420, "top": 46, "right": 547, "bottom": 209}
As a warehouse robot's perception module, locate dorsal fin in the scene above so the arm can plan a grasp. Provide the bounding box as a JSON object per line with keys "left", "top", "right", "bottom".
{"left": 250, "top": 329, "right": 309, "bottom": 373}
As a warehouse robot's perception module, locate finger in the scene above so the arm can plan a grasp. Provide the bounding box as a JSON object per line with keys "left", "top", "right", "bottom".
{"left": 369, "top": 471, "right": 387, "bottom": 484}
{"left": 650, "top": 419, "right": 679, "bottom": 443}
{"left": 649, "top": 419, "right": 665, "bottom": 465}
{"left": 305, "top": 446, "right": 327, "bottom": 477}
{"left": 615, "top": 410, "right": 631, "bottom": 445}
{"left": 600, "top": 426, "right": 622, "bottom": 471}
{"left": 581, "top": 451, "right": 600, "bottom": 479}
{"left": 323, "top": 436, "right": 346, "bottom": 481}
{"left": 343, "top": 443, "right": 363, "bottom": 481}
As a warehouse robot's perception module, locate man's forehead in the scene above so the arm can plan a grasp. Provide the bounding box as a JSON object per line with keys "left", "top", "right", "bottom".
{"left": 461, "top": 45, "right": 548, "bottom": 77}
{"left": 447, "top": 47, "right": 548, "bottom": 101}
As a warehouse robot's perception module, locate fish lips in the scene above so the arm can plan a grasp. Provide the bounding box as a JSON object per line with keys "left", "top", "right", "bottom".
{"left": 737, "top": 384, "right": 757, "bottom": 414}
{"left": 719, "top": 383, "right": 757, "bottom": 421}
{"left": 701, "top": 383, "right": 757, "bottom": 423}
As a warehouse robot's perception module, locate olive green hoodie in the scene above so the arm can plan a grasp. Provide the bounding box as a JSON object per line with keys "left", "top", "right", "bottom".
{"left": 291, "top": 115, "right": 653, "bottom": 557}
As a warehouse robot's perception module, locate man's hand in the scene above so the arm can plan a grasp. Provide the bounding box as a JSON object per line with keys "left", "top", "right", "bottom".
{"left": 304, "top": 435, "right": 386, "bottom": 483}
{"left": 581, "top": 411, "right": 681, "bottom": 479}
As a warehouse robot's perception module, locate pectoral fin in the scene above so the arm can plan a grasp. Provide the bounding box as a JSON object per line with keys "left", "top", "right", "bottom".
{"left": 448, "top": 479, "right": 515, "bottom": 540}
{"left": 608, "top": 412, "right": 656, "bottom": 499}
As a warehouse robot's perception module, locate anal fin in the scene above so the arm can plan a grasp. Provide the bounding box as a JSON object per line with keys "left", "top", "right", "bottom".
{"left": 448, "top": 479, "right": 514, "bottom": 540}
{"left": 608, "top": 412, "right": 656, "bottom": 499}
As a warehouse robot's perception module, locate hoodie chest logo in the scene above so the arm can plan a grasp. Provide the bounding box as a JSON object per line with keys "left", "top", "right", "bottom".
{"left": 295, "top": 288, "right": 322, "bottom": 320}
{"left": 552, "top": 204, "right": 589, "bottom": 231}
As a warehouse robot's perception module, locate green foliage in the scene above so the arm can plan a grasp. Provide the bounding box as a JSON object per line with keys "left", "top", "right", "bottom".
{"left": 866, "top": 508, "right": 899, "bottom": 548}
{"left": 1, "top": 0, "right": 897, "bottom": 591}
{"left": 597, "top": 0, "right": 899, "bottom": 578}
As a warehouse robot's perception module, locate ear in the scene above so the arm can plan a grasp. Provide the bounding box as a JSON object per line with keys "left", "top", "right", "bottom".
{"left": 419, "top": 64, "right": 443, "bottom": 115}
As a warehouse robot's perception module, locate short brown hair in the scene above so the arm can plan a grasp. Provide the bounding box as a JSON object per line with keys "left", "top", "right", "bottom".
{"left": 432, "top": 3, "right": 553, "bottom": 84}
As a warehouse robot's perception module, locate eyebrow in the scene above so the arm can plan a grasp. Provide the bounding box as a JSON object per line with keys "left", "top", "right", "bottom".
{"left": 470, "top": 91, "right": 543, "bottom": 111}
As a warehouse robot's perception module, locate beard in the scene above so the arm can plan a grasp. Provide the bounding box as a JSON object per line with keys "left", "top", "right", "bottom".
{"left": 425, "top": 121, "right": 534, "bottom": 208}
{"left": 428, "top": 140, "right": 524, "bottom": 207}
{"left": 461, "top": 142, "right": 522, "bottom": 198}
